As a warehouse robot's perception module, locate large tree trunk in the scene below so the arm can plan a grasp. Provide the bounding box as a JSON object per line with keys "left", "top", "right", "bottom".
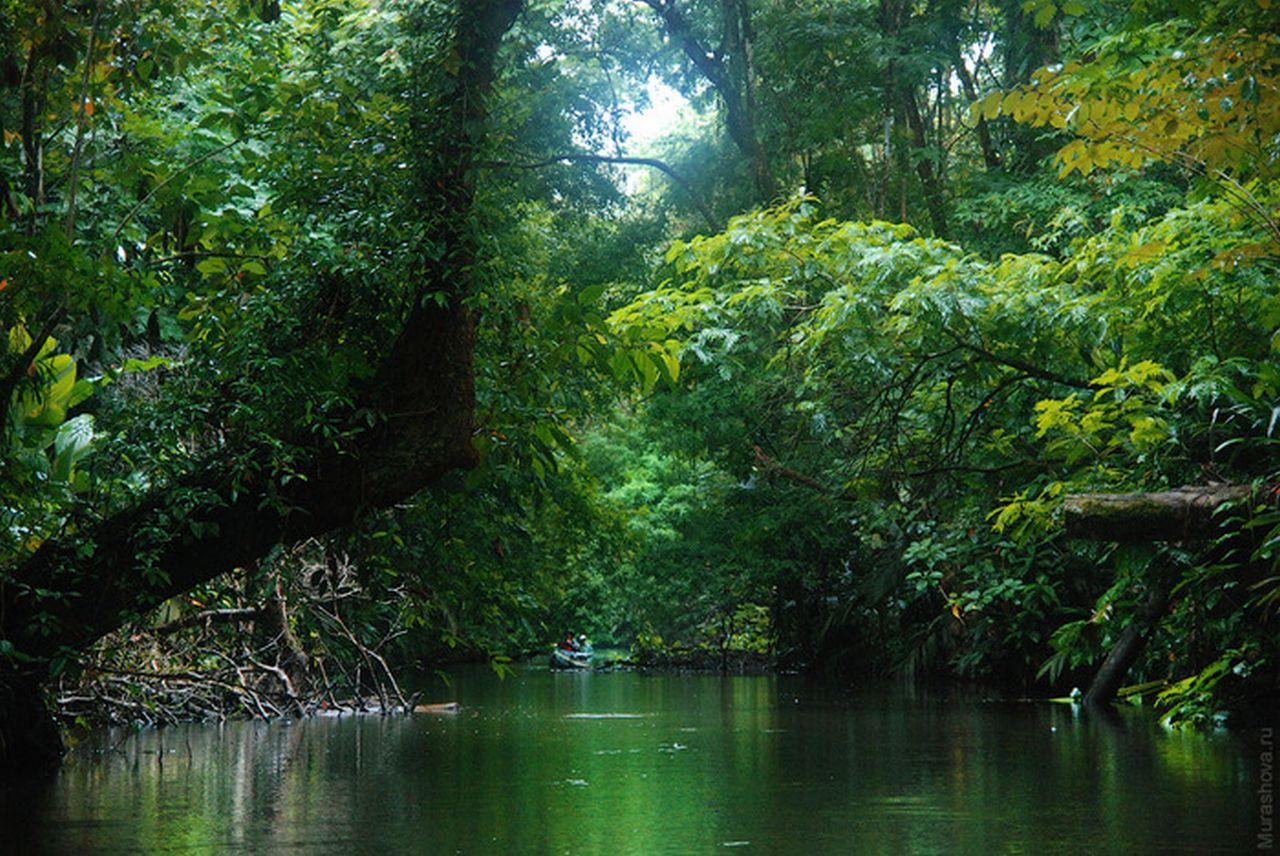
{"left": 1063, "top": 485, "right": 1254, "bottom": 541}
{"left": 0, "top": 0, "right": 523, "bottom": 772}
{"left": 719, "top": 0, "right": 775, "bottom": 202}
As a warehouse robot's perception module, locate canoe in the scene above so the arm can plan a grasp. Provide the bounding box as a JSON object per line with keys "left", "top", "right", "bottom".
{"left": 551, "top": 647, "right": 593, "bottom": 669}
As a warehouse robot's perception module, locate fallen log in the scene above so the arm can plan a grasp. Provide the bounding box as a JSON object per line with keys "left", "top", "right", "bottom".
{"left": 153, "top": 608, "right": 265, "bottom": 636}
{"left": 413, "top": 702, "right": 460, "bottom": 714}
{"left": 1063, "top": 484, "right": 1255, "bottom": 541}
{"left": 1064, "top": 482, "right": 1276, "bottom": 709}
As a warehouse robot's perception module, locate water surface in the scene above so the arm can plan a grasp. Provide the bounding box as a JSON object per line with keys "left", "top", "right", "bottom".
{"left": 3, "top": 666, "right": 1262, "bottom": 853}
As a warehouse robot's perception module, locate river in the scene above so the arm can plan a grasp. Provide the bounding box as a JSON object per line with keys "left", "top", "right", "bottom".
{"left": 2, "top": 665, "right": 1263, "bottom": 853}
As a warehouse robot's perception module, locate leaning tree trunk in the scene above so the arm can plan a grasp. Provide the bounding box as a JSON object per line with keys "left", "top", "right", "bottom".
{"left": 643, "top": 0, "right": 777, "bottom": 204}
{"left": 0, "top": 0, "right": 523, "bottom": 772}
{"left": 1064, "top": 482, "right": 1268, "bottom": 707}
{"left": 1083, "top": 586, "right": 1170, "bottom": 707}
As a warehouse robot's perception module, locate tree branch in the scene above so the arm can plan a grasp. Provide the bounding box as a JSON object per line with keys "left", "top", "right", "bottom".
{"left": 947, "top": 331, "right": 1098, "bottom": 390}
{"left": 478, "top": 152, "right": 718, "bottom": 230}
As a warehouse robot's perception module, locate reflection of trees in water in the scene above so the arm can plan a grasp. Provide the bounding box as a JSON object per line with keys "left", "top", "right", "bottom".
{"left": 21, "top": 675, "right": 1260, "bottom": 852}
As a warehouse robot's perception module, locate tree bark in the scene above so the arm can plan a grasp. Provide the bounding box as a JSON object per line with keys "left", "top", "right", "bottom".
{"left": 0, "top": 0, "right": 523, "bottom": 771}
{"left": 953, "top": 57, "right": 1000, "bottom": 171}
{"left": 1063, "top": 485, "right": 1254, "bottom": 542}
{"left": 1084, "top": 585, "right": 1169, "bottom": 707}
{"left": 902, "top": 86, "right": 948, "bottom": 237}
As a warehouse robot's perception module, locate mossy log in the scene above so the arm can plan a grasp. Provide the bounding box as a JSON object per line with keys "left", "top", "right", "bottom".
{"left": 1063, "top": 485, "right": 1254, "bottom": 541}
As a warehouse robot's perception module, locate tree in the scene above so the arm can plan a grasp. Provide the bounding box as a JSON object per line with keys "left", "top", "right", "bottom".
{"left": 0, "top": 0, "right": 522, "bottom": 771}
{"left": 640, "top": 0, "right": 777, "bottom": 203}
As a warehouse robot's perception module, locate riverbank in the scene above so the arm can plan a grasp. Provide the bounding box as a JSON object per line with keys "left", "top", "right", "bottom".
{"left": 624, "top": 646, "right": 775, "bottom": 674}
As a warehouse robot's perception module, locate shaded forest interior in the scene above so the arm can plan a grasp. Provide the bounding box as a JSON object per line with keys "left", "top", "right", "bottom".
{"left": 2, "top": 0, "right": 1280, "bottom": 768}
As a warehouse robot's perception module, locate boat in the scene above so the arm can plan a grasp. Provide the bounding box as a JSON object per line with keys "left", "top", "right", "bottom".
{"left": 551, "top": 646, "right": 594, "bottom": 669}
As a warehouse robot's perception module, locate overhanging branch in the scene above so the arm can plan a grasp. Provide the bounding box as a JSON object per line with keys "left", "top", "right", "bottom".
{"left": 478, "top": 152, "right": 718, "bottom": 230}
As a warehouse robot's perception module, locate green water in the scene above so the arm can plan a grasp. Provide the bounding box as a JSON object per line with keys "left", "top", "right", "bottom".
{"left": 2, "top": 666, "right": 1264, "bottom": 853}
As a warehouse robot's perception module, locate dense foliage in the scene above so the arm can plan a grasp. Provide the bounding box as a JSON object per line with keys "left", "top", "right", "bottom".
{"left": 2, "top": 0, "right": 1278, "bottom": 751}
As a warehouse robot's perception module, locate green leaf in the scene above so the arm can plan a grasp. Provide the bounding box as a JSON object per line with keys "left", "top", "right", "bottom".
{"left": 196, "top": 257, "right": 228, "bottom": 275}
{"left": 52, "top": 414, "right": 94, "bottom": 482}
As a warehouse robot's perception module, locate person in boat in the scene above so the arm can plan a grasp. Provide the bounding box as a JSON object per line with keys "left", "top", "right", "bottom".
{"left": 559, "top": 632, "right": 577, "bottom": 652}
{"left": 576, "top": 633, "right": 590, "bottom": 652}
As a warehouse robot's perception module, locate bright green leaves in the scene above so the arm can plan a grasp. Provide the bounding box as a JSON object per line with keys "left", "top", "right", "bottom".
{"left": 606, "top": 287, "right": 695, "bottom": 395}
{"left": 195, "top": 257, "right": 228, "bottom": 276}
{"left": 51, "top": 414, "right": 96, "bottom": 484}
{"left": 6, "top": 328, "right": 94, "bottom": 432}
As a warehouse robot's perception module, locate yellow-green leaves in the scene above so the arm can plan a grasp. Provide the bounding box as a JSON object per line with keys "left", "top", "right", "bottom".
{"left": 971, "top": 27, "right": 1280, "bottom": 182}
{"left": 1032, "top": 361, "right": 1178, "bottom": 466}
{"left": 989, "top": 482, "right": 1067, "bottom": 540}
{"left": 1034, "top": 396, "right": 1082, "bottom": 439}
{"left": 1092, "top": 360, "right": 1174, "bottom": 394}
{"left": 6, "top": 327, "right": 92, "bottom": 429}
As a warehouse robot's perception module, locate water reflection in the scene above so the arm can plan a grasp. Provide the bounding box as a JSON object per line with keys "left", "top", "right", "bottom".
{"left": 2, "top": 669, "right": 1259, "bottom": 853}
